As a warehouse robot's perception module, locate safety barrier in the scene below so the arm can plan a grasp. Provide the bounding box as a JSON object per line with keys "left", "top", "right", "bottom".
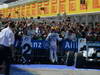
{"left": 14, "top": 36, "right": 86, "bottom": 64}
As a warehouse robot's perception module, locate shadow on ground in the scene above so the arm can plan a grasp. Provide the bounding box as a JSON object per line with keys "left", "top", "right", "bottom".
{"left": 10, "top": 66, "right": 39, "bottom": 75}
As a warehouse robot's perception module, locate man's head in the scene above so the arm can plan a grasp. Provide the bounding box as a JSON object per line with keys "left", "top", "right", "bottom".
{"left": 8, "top": 21, "right": 15, "bottom": 28}
{"left": 8, "top": 21, "right": 16, "bottom": 32}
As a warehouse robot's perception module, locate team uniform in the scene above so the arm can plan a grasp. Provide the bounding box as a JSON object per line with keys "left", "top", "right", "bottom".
{"left": 0, "top": 26, "right": 15, "bottom": 75}
{"left": 46, "top": 32, "right": 62, "bottom": 63}
{"left": 21, "top": 35, "right": 32, "bottom": 54}
{"left": 20, "top": 35, "right": 32, "bottom": 63}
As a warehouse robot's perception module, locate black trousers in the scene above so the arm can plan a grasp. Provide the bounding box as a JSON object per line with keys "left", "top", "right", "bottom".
{"left": 0, "top": 45, "right": 11, "bottom": 75}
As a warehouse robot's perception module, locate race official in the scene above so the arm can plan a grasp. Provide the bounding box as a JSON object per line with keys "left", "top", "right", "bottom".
{"left": 0, "top": 21, "right": 15, "bottom": 75}
{"left": 46, "top": 27, "right": 62, "bottom": 63}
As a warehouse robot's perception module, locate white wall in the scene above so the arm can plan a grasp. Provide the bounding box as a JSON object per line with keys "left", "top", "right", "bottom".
{"left": 0, "top": 4, "right": 8, "bottom": 9}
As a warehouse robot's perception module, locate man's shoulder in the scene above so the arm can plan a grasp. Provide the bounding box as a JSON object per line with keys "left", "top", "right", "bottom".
{"left": 3, "top": 27, "right": 13, "bottom": 35}
{"left": 0, "top": 27, "right": 7, "bottom": 32}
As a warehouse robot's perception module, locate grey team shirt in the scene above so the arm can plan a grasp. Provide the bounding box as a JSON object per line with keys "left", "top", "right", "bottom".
{"left": 46, "top": 33, "right": 62, "bottom": 47}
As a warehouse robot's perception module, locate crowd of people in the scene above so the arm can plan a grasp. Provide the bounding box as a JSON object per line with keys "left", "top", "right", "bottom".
{"left": 0, "top": 16, "right": 100, "bottom": 75}
{"left": 0, "top": 17, "right": 100, "bottom": 41}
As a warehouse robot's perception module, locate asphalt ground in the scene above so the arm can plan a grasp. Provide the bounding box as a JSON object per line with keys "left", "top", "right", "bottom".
{"left": 10, "top": 65, "right": 100, "bottom": 75}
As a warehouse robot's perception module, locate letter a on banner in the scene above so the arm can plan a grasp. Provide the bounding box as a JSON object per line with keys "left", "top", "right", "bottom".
{"left": 65, "top": 42, "right": 70, "bottom": 48}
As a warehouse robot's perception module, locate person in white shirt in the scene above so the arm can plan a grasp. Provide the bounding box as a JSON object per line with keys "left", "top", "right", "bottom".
{"left": 0, "top": 21, "right": 15, "bottom": 75}
{"left": 46, "top": 27, "right": 62, "bottom": 63}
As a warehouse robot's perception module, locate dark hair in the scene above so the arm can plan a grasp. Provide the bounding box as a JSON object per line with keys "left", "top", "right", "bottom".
{"left": 9, "top": 21, "right": 15, "bottom": 28}
{"left": 37, "top": 16, "right": 40, "bottom": 19}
